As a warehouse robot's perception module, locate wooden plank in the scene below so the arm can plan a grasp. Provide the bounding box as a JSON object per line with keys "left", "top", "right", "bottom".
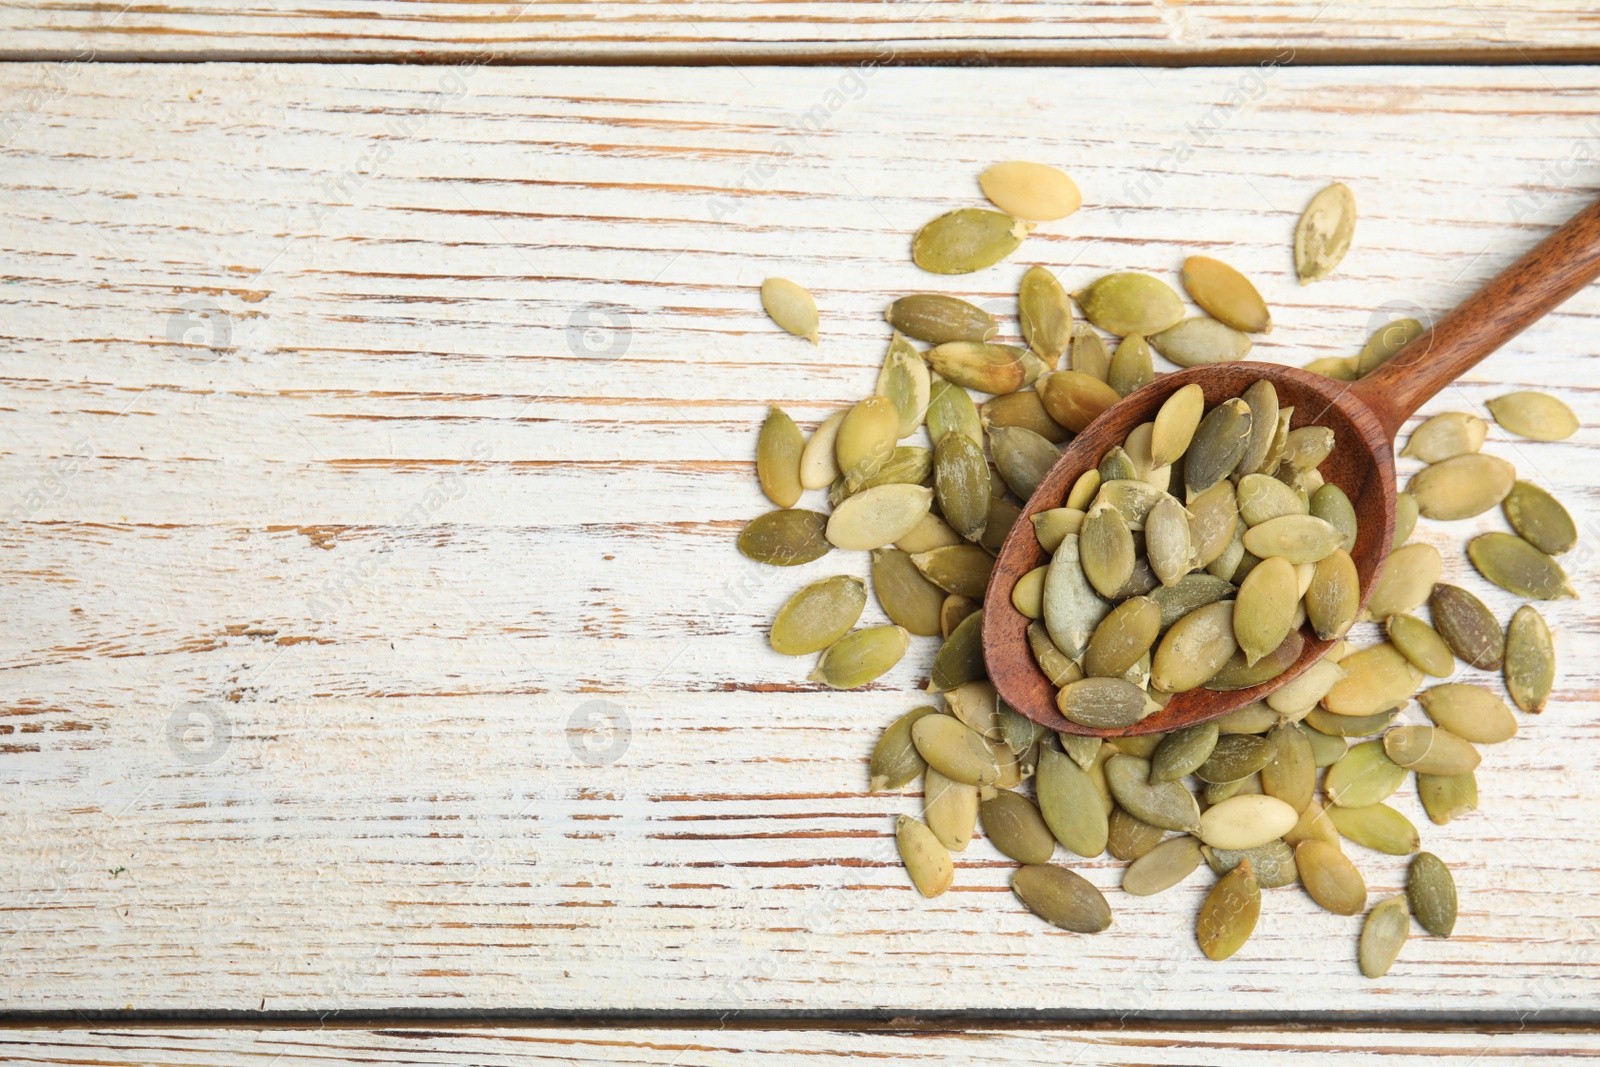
{"left": 1, "top": 1, "right": 1599, "bottom": 64}
{"left": 1, "top": 63, "right": 1599, "bottom": 1015}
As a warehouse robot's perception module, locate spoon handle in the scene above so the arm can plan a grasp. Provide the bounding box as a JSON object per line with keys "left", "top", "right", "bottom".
{"left": 1351, "top": 193, "right": 1600, "bottom": 441}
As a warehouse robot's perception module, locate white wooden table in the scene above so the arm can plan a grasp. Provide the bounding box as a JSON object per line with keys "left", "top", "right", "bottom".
{"left": 2, "top": 22, "right": 1600, "bottom": 1064}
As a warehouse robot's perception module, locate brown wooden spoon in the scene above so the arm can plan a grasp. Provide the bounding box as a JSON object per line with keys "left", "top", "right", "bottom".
{"left": 984, "top": 194, "right": 1600, "bottom": 737}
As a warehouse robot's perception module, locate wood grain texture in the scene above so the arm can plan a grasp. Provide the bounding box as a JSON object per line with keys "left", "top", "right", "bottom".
{"left": 4, "top": 1026, "right": 1600, "bottom": 1065}
{"left": 2, "top": 63, "right": 1600, "bottom": 1015}
{"left": 2, "top": 1, "right": 1600, "bottom": 64}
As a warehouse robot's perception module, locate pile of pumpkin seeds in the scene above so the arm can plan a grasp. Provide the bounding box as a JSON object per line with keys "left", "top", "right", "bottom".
{"left": 739, "top": 167, "right": 1571, "bottom": 976}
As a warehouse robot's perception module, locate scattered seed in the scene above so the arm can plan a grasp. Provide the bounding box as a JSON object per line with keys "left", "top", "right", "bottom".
{"left": 1429, "top": 583, "right": 1505, "bottom": 670}
{"left": 1012, "top": 863, "right": 1112, "bottom": 932}
{"left": 911, "top": 544, "right": 995, "bottom": 597}
{"left": 924, "top": 766, "right": 979, "bottom": 851}
{"left": 837, "top": 395, "right": 901, "bottom": 491}
{"left": 1504, "top": 605, "right": 1555, "bottom": 714}
{"left": 1283, "top": 797, "right": 1341, "bottom": 847}
{"left": 1108, "top": 334, "right": 1154, "bottom": 397}
{"left": 991, "top": 425, "right": 1061, "bottom": 501}
{"left": 912, "top": 712, "right": 1001, "bottom": 786}
{"left": 942, "top": 594, "right": 979, "bottom": 639}
{"left": 896, "top": 815, "right": 954, "bottom": 897}
{"left": 871, "top": 548, "right": 946, "bottom": 638}
{"left": 926, "top": 375, "right": 983, "bottom": 448}
{"left": 1038, "top": 370, "right": 1121, "bottom": 433}
{"left": 1150, "top": 317, "right": 1253, "bottom": 367}
{"left": 1261, "top": 721, "right": 1315, "bottom": 812}
{"left": 1321, "top": 643, "right": 1422, "bottom": 718}
{"left": 1018, "top": 264, "right": 1074, "bottom": 363}
{"left": 1327, "top": 801, "right": 1420, "bottom": 855}
{"left": 1503, "top": 481, "right": 1577, "bottom": 555}
{"left": 811, "top": 625, "right": 911, "bottom": 689}
{"left": 1205, "top": 839, "right": 1298, "bottom": 888}
{"left": 1199, "top": 794, "right": 1299, "bottom": 850}
{"left": 1408, "top": 852, "right": 1457, "bottom": 938}
{"left": 1296, "top": 839, "right": 1367, "bottom": 916}
{"left": 1359, "top": 895, "right": 1410, "bottom": 978}
{"left": 1486, "top": 390, "right": 1578, "bottom": 441}
{"left": 1182, "top": 255, "right": 1272, "bottom": 333}
{"left": 1036, "top": 746, "right": 1110, "bottom": 857}
{"left": 1354, "top": 316, "right": 1425, "bottom": 376}
{"left": 739, "top": 508, "right": 832, "bottom": 565}
{"left": 1409, "top": 454, "right": 1516, "bottom": 520}
{"left": 1124, "top": 835, "right": 1204, "bottom": 896}
{"left": 886, "top": 293, "right": 998, "bottom": 344}
{"left": 1294, "top": 182, "right": 1356, "bottom": 285}
{"left": 913, "top": 208, "right": 1033, "bottom": 274}
{"left": 1366, "top": 542, "right": 1443, "bottom": 620}
{"left": 933, "top": 431, "right": 991, "bottom": 542}
{"left": 771, "top": 575, "right": 868, "bottom": 655}
{"left": 876, "top": 333, "right": 932, "bottom": 439}
{"left": 1468, "top": 532, "right": 1577, "bottom": 599}
{"left": 927, "top": 609, "right": 986, "bottom": 693}
{"left": 1417, "top": 770, "right": 1478, "bottom": 825}
{"left": 1212, "top": 702, "right": 1280, "bottom": 735}
{"left": 760, "top": 277, "right": 820, "bottom": 342}
{"left": 1385, "top": 613, "right": 1455, "bottom": 678}
{"left": 826, "top": 483, "right": 935, "bottom": 550}
{"left": 799, "top": 410, "right": 846, "bottom": 490}
{"left": 1303, "top": 706, "right": 1401, "bottom": 738}
{"left": 926, "top": 341, "right": 1029, "bottom": 394}
{"left": 981, "top": 788, "right": 1056, "bottom": 864}
{"left": 1417, "top": 683, "right": 1518, "bottom": 743}
{"left": 983, "top": 389, "right": 1070, "bottom": 443}
{"left": 1326, "top": 739, "right": 1408, "bottom": 807}
{"left": 1402, "top": 412, "right": 1487, "bottom": 463}
{"left": 870, "top": 706, "right": 940, "bottom": 791}
{"left": 1393, "top": 491, "right": 1419, "bottom": 549}
{"left": 1070, "top": 323, "right": 1111, "bottom": 382}
{"left": 1383, "top": 725, "right": 1481, "bottom": 776}
{"left": 1197, "top": 859, "right": 1261, "bottom": 961}
{"left": 981, "top": 162, "right": 1083, "bottom": 221}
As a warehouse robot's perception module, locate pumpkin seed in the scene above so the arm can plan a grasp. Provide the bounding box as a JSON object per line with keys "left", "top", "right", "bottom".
{"left": 1148, "top": 383, "right": 1204, "bottom": 469}
{"left": 896, "top": 814, "right": 954, "bottom": 897}
{"left": 886, "top": 293, "right": 998, "bottom": 345}
{"left": 1261, "top": 407, "right": 1293, "bottom": 476}
{"left": 1503, "top": 481, "right": 1576, "bottom": 555}
{"left": 1107, "top": 806, "right": 1166, "bottom": 861}
{"left": 1354, "top": 316, "right": 1426, "bottom": 376}
{"left": 1012, "top": 863, "right": 1112, "bottom": 932}
{"left": 1468, "top": 532, "right": 1577, "bottom": 599}
{"left": 1149, "top": 722, "right": 1220, "bottom": 783}
{"left": 1294, "top": 182, "right": 1356, "bottom": 284}
{"left": 1384, "top": 613, "right": 1455, "bottom": 678}
{"left": 1038, "top": 370, "right": 1120, "bottom": 433}
{"left": 1266, "top": 657, "right": 1346, "bottom": 718}
{"left": 1150, "top": 317, "right": 1253, "bottom": 367}
{"left": 1032, "top": 507, "right": 1085, "bottom": 553}
{"left": 1124, "top": 835, "right": 1204, "bottom": 896}
{"left": 799, "top": 410, "right": 846, "bottom": 490}
{"left": 1151, "top": 573, "right": 1235, "bottom": 631}
{"left": 1182, "top": 255, "right": 1272, "bottom": 334}
{"left": 1083, "top": 595, "right": 1161, "bottom": 679}
{"left": 1112, "top": 733, "right": 1166, "bottom": 760}
{"left": 1429, "top": 583, "right": 1505, "bottom": 669}
{"left": 931, "top": 431, "right": 989, "bottom": 542}
{"left": 828, "top": 446, "right": 933, "bottom": 506}
{"left": 1295, "top": 839, "right": 1367, "bottom": 915}
{"left": 1297, "top": 722, "right": 1348, "bottom": 768}
{"left": 997, "top": 698, "right": 1047, "bottom": 756}
{"left": 1279, "top": 426, "right": 1335, "bottom": 474}
{"left": 1418, "top": 771, "right": 1478, "bottom": 825}
{"left": 837, "top": 395, "right": 901, "bottom": 490}
{"left": 1304, "top": 706, "right": 1401, "bottom": 738}
{"left": 1185, "top": 398, "right": 1253, "bottom": 495}
{"left": 1326, "top": 739, "right": 1408, "bottom": 807}
{"left": 865, "top": 550, "right": 942, "bottom": 639}
{"left": 1042, "top": 535, "right": 1111, "bottom": 660}
{"left": 1205, "top": 840, "right": 1298, "bottom": 888}
{"left": 1261, "top": 721, "right": 1315, "bottom": 812}
{"left": 981, "top": 161, "right": 1082, "bottom": 221}
{"left": 1090, "top": 478, "right": 1165, "bottom": 530}
{"left": 1213, "top": 702, "right": 1280, "bottom": 734}
{"left": 739, "top": 508, "right": 832, "bottom": 565}
{"left": 1060, "top": 732, "right": 1102, "bottom": 770}
{"left": 1327, "top": 802, "right": 1418, "bottom": 855}
{"left": 1486, "top": 390, "right": 1578, "bottom": 441}
{"left": 1196, "top": 734, "right": 1276, "bottom": 785}
{"left": 756, "top": 405, "right": 806, "bottom": 508}
{"left": 870, "top": 706, "right": 940, "bottom": 791}
{"left": 1323, "top": 643, "right": 1422, "bottom": 718}
{"left": 913, "top": 208, "right": 1033, "bottom": 275}
{"left": 991, "top": 425, "right": 1061, "bottom": 501}
{"left": 1283, "top": 797, "right": 1341, "bottom": 846}
{"left": 1504, "top": 605, "right": 1554, "bottom": 714}
{"left": 990, "top": 735, "right": 1028, "bottom": 789}
{"left": 1106, "top": 754, "right": 1202, "bottom": 833}
{"left": 827, "top": 483, "right": 935, "bottom": 550}
{"left": 771, "top": 575, "right": 868, "bottom": 655}
{"left": 1057, "top": 676, "right": 1160, "bottom": 730}
{"left": 1307, "top": 484, "right": 1357, "bottom": 554}
{"left": 1383, "top": 725, "right": 1481, "bottom": 776}
{"left": 1207, "top": 630, "right": 1304, "bottom": 691}
{"left": 1151, "top": 601, "right": 1238, "bottom": 692}
{"left": 1017, "top": 264, "right": 1073, "bottom": 363}
{"left": 982, "top": 390, "right": 1070, "bottom": 443}
{"left": 1188, "top": 481, "right": 1240, "bottom": 567}
{"left": 1143, "top": 496, "right": 1193, "bottom": 588}
{"left": 1408, "top": 454, "right": 1516, "bottom": 520}
{"left": 760, "top": 277, "right": 820, "bottom": 342}
{"left": 1004, "top": 565, "right": 1045, "bottom": 620}
{"left": 1305, "top": 355, "right": 1359, "bottom": 381}
{"left": 1359, "top": 895, "right": 1410, "bottom": 978}
{"left": 912, "top": 713, "right": 1000, "bottom": 786}
{"left": 924, "top": 767, "right": 978, "bottom": 851}
{"left": 1079, "top": 503, "right": 1136, "bottom": 599}
{"left": 926, "top": 375, "right": 983, "bottom": 448}
{"left": 911, "top": 544, "right": 994, "bottom": 597}
{"left": 1402, "top": 412, "right": 1487, "bottom": 463}
{"left": 1197, "top": 859, "right": 1261, "bottom": 961}
{"left": 1070, "top": 323, "right": 1111, "bottom": 382}
{"left": 875, "top": 334, "right": 932, "bottom": 439}
{"left": 928, "top": 609, "right": 986, "bottom": 693}
{"left": 1233, "top": 556, "right": 1298, "bottom": 666}
{"left": 898, "top": 511, "right": 963, "bottom": 555}
{"left": 981, "top": 789, "right": 1056, "bottom": 864}
{"left": 1108, "top": 334, "right": 1154, "bottom": 397}
{"left": 1417, "top": 683, "right": 1517, "bottom": 743}
{"left": 1073, "top": 272, "right": 1186, "bottom": 336}
{"left": 1066, "top": 468, "right": 1102, "bottom": 510}
{"left": 1237, "top": 473, "right": 1308, "bottom": 527}
{"left": 1393, "top": 491, "right": 1419, "bottom": 549}
{"left": 1365, "top": 542, "right": 1442, "bottom": 620}
{"left": 1408, "top": 852, "right": 1457, "bottom": 938}
{"left": 811, "top": 625, "right": 911, "bottom": 689}
{"left": 1037, "top": 746, "right": 1110, "bottom": 857}
{"left": 979, "top": 496, "right": 1022, "bottom": 554}
{"left": 1029, "top": 620, "right": 1086, "bottom": 687}
{"left": 926, "top": 341, "right": 1028, "bottom": 394}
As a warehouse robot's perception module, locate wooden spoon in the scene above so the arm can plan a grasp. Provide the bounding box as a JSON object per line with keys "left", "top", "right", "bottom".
{"left": 984, "top": 195, "right": 1600, "bottom": 737}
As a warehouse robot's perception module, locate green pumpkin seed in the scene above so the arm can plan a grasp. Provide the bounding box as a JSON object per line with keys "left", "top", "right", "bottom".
{"left": 872, "top": 548, "right": 946, "bottom": 638}
{"left": 1197, "top": 859, "right": 1261, "bottom": 961}
{"left": 896, "top": 815, "right": 953, "bottom": 897}
{"left": 1384, "top": 613, "right": 1455, "bottom": 678}
{"left": 1468, "top": 532, "right": 1577, "bottom": 599}
{"left": 1408, "top": 454, "right": 1516, "bottom": 520}
{"left": 1322, "top": 643, "right": 1422, "bottom": 718}
{"left": 826, "top": 483, "right": 934, "bottom": 550}
{"left": 800, "top": 410, "right": 846, "bottom": 490}
{"left": 1079, "top": 503, "right": 1136, "bottom": 599}
{"left": 1042, "top": 535, "right": 1111, "bottom": 660}
{"left": 926, "top": 341, "right": 1028, "bottom": 394}
{"left": 1057, "top": 677, "right": 1159, "bottom": 730}
{"left": 1326, "top": 739, "right": 1408, "bottom": 807}
{"left": 1124, "top": 835, "right": 1204, "bottom": 896}
{"left": 1283, "top": 797, "right": 1341, "bottom": 846}
{"left": 870, "top": 706, "right": 940, "bottom": 791}
{"left": 1503, "top": 481, "right": 1576, "bottom": 555}
{"left": 771, "top": 574, "right": 868, "bottom": 655}
{"left": 1213, "top": 702, "right": 1280, "bottom": 734}
{"left": 1069, "top": 323, "right": 1111, "bottom": 382}
{"left": 1205, "top": 840, "right": 1298, "bottom": 888}
{"left": 1279, "top": 426, "right": 1335, "bottom": 474}
{"left": 1418, "top": 771, "right": 1477, "bottom": 825}
{"left": 760, "top": 277, "right": 820, "bottom": 342}
{"left": 829, "top": 445, "right": 933, "bottom": 506}
{"left": 1105, "top": 754, "right": 1203, "bottom": 833}
{"left": 1203, "top": 776, "right": 1256, "bottom": 811}
{"left": 1060, "top": 732, "right": 1103, "bottom": 770}
{"left": 1029, "top": 620, "right": 1085, "bottom": 687}
{"left": 1308, "top": 484, "right": 1357, "bottom": 553}
{"left": 1196, "top": 734, "right": 1275, "bottom": 785}
{"left": 1018, "top": 264, "right": 1073, "bottom": 363}
{"left": 1294, "top": 182, "right": 1356, "bottom": 284}
{"left": 1266, "top": 656, "right": 1346, "bottom": 718}
{"left": 1383, "top": 725, "right": 1480, "bottom": 776}
{"left": 1261, "top": 721, "right": 1315, "bottom": 812}
{"left": 1417, "top": 683, "right": 1517, "bottom": 743}
{"left": 1327, "top": 802, "right": 1419, "bottom": 855}
{"left": 886, "top": 293, "right": 998, "bottom": 345}
{"left": 1296, "top": 722, "right": 1348, "bottom": 768}
{"left": 1108, "top": 333, "right": 1154, "bottom": 396}
{"left": 1038, "top": 370, "right": 1120, "bottom": 433}
{"left": 1151, "top": 601, "right": 1238, "bottom": 692}
{"left": 1207, "top": 523, "right": 1248, "bottom": 583}
{"left": 1237, "top": 473, "right": 1308, "bottom": 527}
{"left": 836, "top": 395, "right": 900, "bottom": 490}
{"left": 1073, "top": 272, "right": 1186, "bottom": 336}
{"left": 1303, "top": 706, "right": 1401, "bottom": 738}
{"left": 981, "top": 161, "right": 1082, "bottom": 221}
{"left": 1149, "top": 722, "right": 1219, "bottom": 783}
{"left": 942, "top": 594, "right": 978, "bottom": 639}
{"left": 1365, "top": 542, "right": 1442, "bottom": 619}
{"left": 913, "top": 208, "right": 1033, "bottom": 274}
{"left": 991, "top": 425, "right": 1060, "bottom": 501}
{"left": 1188, "top": 481, "right": 1240, "bottom": 567}
{"left": 926, "top": 375, "right": 983, "bottom": 449}
{"left": 1037, "top": 747, "right": 1109, "bottom": 857}
{"left": 911, "top": 544, "right": 995, "bottom": 597}
{"left": 982, "top": 389, "right": 1070, "bottom": 443}
{"left": 1150, "top": 317, "right": 1252, "bottom": 367}
{"left": 1149, "top": 383, "right": 1204, "bottom": 469}
{"left": 1354, "top": 316, "right": 1425, "bottom": 376}
{"left": 1107, "top": 806, "right": 1166, "bottom": 861}
{"left": 757, "top": 406, "right": 805, "bottom": 507}
{"left": 1226, "top": 382, "right": 1278, "bottom": 480}
{"left": 811, "top": 625, "right": 911, "bottom": 689}
{"left": 1401, "top": 412, "right": 1487, "bottom": 462}
{"left": 912, "top": 712, "right": 1000, "bottom": 786}
{"left": 1295, "top": 839, "right": 1366, "bottom": 915}
{"left": 1090, "top": 478, "right": 1165, "bottom": 530}
{"left": 1486, "top": 390, "right": 1578, "bottom": 441}
{"left": 933, "top": 431, "right": 990, "bottom": 542}
{"left": 1083, "top": 596, "right": 1161, "bottom": 679}
{"left": 1305, "top": 355, "right": 1360, "bottom": 380}
{"left": 981, "top": 789, "right": 1055, "bottom": 864}
{"left": 1206, "top": 630, "right": 1306, "bottom": 693}
{"left": 876, "top": 333, "right": 932, "bottom": 439}
{"left": 1260, "top": 407, "right": 1293, "bottom": 476}
{"left": 1012, "top": 863, "right": 1112, "bottom": 933}
{"left": 1151, "top": 573, "right": 1235, "bottom": 631}
{"left": 924, "top": 767, "right": 978, "bottom": 851}
{"left": 1008, "top": 565, "right": 1048, "bottom": 620}
{"left": 1031, "top": 507, "right": 1085, "bottom": 553}
{"left": 1182, "top": 255, "right": 1272, "bottom": 334}
{"left": 928, "top": 609, "right": 986, "bottom": 693}
{"left": 1429, "top": 583, "right": 1504, "bottom": 670}
{"left": 1185, "top": 398, "right": 1253, "bottom": 495}
{"left": 1112, "top": 733, "right": 1165, "bottom": 760}
{"left": 1087, "top": 743, "right": 1118, "bottom": 814}
{"left": 979, "top": 496, "right": 1022, "bottom": 554}
{"left": 1408, "top": 852, "right": 1457, "bottom": 938}
{"left": 1393, "top": 491, "right": 1419, "bottom": 549}
{"left": 1065, "top": 468, "right": 1102, "bottom": 510}
{"left": 1233, "top": 556, "right": 1298, "bottom": 667}
{"left": 1359, "top": 895, "right": 1410, "bottom": 978}
{"left": 738, "top": 508, "right": 832, "bottom": 565}
{"left": 1504, "top": 605, "right": 1554, "bottom": 714}
{"left": 1145, "top": 496, "right": 1194, "bottom": 587}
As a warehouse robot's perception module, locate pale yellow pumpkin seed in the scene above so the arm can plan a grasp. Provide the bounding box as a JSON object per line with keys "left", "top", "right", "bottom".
{"left": 1182, "top": 255, "right": 1272, "bottom": 333}
{"left": 826, "top": 483, "right": 934, "bottom": 550}
{"left": 1031, "top": 507, "right": 1085, "bottom": 553}
{"left": 1074, "top": 272, "right": 1186, "bottom": 336}
{"left": 1408, "top": 453, "right": 1516, "bottom": 520}
{"left": 1151, "top": 601, "right": 1237, "bottom": 692}
{"left": 1402, "top": 412, "right": 1487, "bottom": 463}
{"left": 1418, "top": 771, "right": 1477, "bottom": 825}
{"left": 1084, "top": 596, "right": 1161, "bottom": 679}
{"left": 1124, "top": 835, "right": 1204, "bottom": 896}
{"left": 1038, "top": 370, "right": 1120, "bottom": 433}
{"left": 1393, "top": 491, "right": 1419, "bottom": 549}
{"left": 1011, "top": 565, "right": 1049, "bottom": 619}
{"left": 1416, "top": 683, "right": 1516, "bottom": 743}
{"left": 982, "top": 389, "right": 1070, "bottom": 443}
{"left": 981, "top": 161, "right": 1083, "bottom": 221}
{"left": 760, "top": 277, "right": 819, "bottom": 342}
{"left": 1365, "top": 542, "right": 1442, "bottom": 620}
{"left": 913, "top": 208, "right": 1033, "bottom": 275}
{"left": 1188, "top": 481, "right": 1240, "bottom": 567}
{"left": 1241, "top": 514, "right": 1343, "bottom": 564}
{"left": 912, "top": 713, "right": 1000, "bottom": 786}
{"left": 1354, "top": 316, "right": 1425, "bottom": 376}
{"left": 1283, "top": 796, "right": 1341, "bottom": 846}
{"left": 1323, "top": 643, "right": 1423, "bottom": 718}
{"left": 799, "top": 410, "right": 846, "bottom": 490}
{"left": 1070, "top": 322, "right": 1111, "bottom": 382}
{"left": 926, "top": 341, "right": 1028, "bottom": 394}
{"left": 837, "top": 395, "right": 901, "bottom": 491}
{"left": 1080, "top": 503, "right": 1136, "bottom": 599}
{"left": 1359, "top": 895, "right": 1409, "bottom": 978}
{"left": 1296, "top": 839, "right": 1366, "bottom": 915}
{"left": 1145, "top": 495, "right": 1194, "bottom": 587}
{"left": 1237, "top": 473, "right": 1308, "bottom": 527}
{"left": 1150, "top": 317, "right": 1253, "bottom": 367}
{"left": 926, "top": 375, "right": 983, "bottom": 448}
{"left": 1234, "top": 556, "right": 1299, "bottom": 666}
{"left": 1327, "top": 802, "right": 1418, "bottom": 855}
{"left": 1326, "top": 739, "right": 1408, "bottom": 807}
{"left": 1486, "top": 390, "right": 1578, "bottom": 441}
{"left": 1294, "top": 182, "right": 1356, "bottom": 285}
{"left": 1029, "top": 620, "right": 1086, "bottom": 688}
{"left": 1065, "top": 468, "right": 1102, "bottom": 510}
{"left": 896, "top": 815, "right": 953, "bottom": 897}
{"left": 924, "top": 766, "right": 978, "bottom": 851}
